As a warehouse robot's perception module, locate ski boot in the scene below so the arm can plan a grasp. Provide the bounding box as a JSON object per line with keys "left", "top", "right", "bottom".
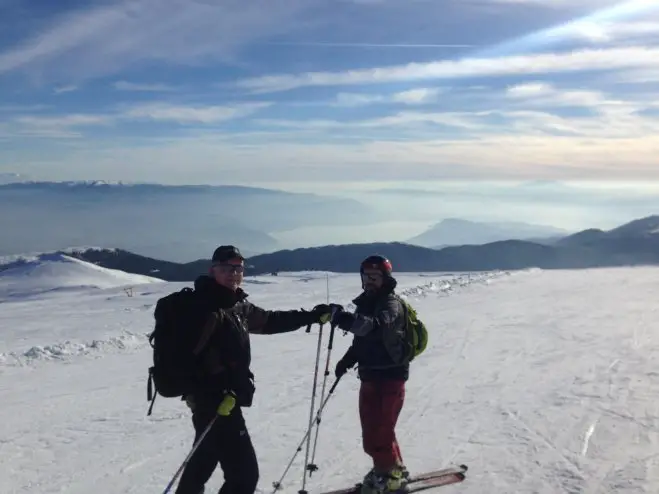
{"left": 360, "top": 466, "right": 408, "bottom": 494}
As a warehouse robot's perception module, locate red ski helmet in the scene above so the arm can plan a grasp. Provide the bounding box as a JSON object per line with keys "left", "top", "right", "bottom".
{"left": 360, "top": 254, "right": 393, "bottom": 275}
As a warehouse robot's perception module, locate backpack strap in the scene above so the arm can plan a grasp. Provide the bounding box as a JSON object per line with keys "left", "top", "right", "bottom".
{"left": 193, "top": 311, "right": 221, "bottom": 356}
{"left": 394, "top": 295, "right": 414, "bottom": 363}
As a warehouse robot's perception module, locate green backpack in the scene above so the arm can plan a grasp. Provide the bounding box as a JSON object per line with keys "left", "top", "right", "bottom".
{"left": 397, "top": 296, "right": 428, "bottom": 362}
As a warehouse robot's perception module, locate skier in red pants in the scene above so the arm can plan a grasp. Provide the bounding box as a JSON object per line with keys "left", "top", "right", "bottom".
{"left": 332, "top": 255, "right": 410, "bottom": 494}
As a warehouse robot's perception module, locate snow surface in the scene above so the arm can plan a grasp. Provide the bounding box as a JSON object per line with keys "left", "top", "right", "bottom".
{"left": 1, "top": 258, "right": 659, "bottom": 493}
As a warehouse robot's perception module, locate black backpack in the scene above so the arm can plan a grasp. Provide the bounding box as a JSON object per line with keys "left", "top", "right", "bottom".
{"left": 146, "top": 287, "right": 216, "bottom": 415}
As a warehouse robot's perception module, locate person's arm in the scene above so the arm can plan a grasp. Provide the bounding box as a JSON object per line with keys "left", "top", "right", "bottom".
{"left": 242, "top": 302, "right": 319, "bottom": 334}
{"left": 335, "top": 344, "right": 358, "bottom": 376}
{"left": 335, "top": 297, "right": 404, "bottom": 338}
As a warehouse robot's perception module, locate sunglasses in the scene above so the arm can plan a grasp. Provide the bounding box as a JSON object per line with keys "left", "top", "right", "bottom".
{"left": 361, "top": 272, "right": 383, "bottom": 282}
{"left": 213, "top": 263, "right": 244, "bottom": 274}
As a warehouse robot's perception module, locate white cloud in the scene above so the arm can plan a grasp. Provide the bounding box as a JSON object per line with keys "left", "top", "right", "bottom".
{"left": 53, "top": 85, "right": 78, "bottom": 94}
{"left": 1, "top": 114, "right": 112, "bottom": 138}
{"left": 29, "top": 131, "right": 659, "bottom": 183}
{"left": 257, "top": 110, "right": 489, "bottom": 131}
{"left": 235, "top": 46, "right": 659, "bottom": 93}
{"left": 504, "top": 82, "right": 638, "bottom": 111}
{"left": 122, "top": 102, "right": 271, "bottom": 124}
{"left": 2, "top": 101, "right": 272, "bottom": 138}
{"left": 564, "top": 21, "right": 659, "bottom": 44}
{"left": 113, "top": 81, "right": 176, "bottom": 92}
{"left": 608, "top": 68, "right": 659, "bottom": 84}
{"left": 334, "top": 87, "right": 441, "bottom": 106}
{"left": 392, "top": 88, "right": 441, "bottom": 104}
{"left": 0, "top": 0, "right": 316, "bottom": 82}
{"left": 257, "top": 81, "right": 659, "bottom": 140}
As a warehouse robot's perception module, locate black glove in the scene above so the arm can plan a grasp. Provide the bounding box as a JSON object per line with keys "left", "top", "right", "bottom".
{"left": 309, "top": 303, "right": 345, "bottom": 325}
{"left": 332, "top": 310, "right": 355, "bottom": 331}
{"left": 309, "top": 303, "right": 333, "bottom": 324}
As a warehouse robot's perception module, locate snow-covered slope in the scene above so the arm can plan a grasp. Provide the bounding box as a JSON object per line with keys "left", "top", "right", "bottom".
{"left": 1, "top": 266, "right": 658, "bottom": 493}
{"left": 0, "top": 252, "right": 163, "bottom": 299}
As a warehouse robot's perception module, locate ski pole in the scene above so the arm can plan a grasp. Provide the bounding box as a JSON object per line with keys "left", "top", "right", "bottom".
{"left": 161, "top": 415, "right": 218, "bottom": 494}
{"left": 300, "top": 320, "right": 325, "bottom": 494}
{"left": 271, "top": 376, "right": 343, "bottom": 494}
{"left": 308, "top": 314, "right": 338, "bottom": 476}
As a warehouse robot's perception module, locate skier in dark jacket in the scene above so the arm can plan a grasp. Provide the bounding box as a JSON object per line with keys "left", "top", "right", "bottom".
{"left": 175, "top": 245, "right": 333, "bottom": 494}
{"left": 332, "top": 255, "right": 409, "bottom": 494}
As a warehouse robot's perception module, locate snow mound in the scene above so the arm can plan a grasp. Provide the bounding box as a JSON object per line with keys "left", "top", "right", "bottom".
{"left": 0, "top": 253, "right": 163, "bottom": 299}
{"left": 0, "top": 246, "right": 115, "bottom": 267}
{"left": 398, "top": 270, "right": 511, "bottom": 299}
{"left": 0, "top": 331, "right": 147, "bottom": 366}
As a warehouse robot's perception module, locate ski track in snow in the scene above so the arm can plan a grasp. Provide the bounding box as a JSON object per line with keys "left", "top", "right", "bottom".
{"left": 2, "top": 264, "right": 659, "bottom": 493}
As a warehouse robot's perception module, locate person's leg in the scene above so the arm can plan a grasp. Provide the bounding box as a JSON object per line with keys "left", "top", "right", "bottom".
{"left": 368, "top": 380, "right": 404, "bottom": 473}
{"left": 359, "top": 380, "right": 380, "bottom": 467}
{"left": 215, "top": 409, "right": 259, "bottom": 494}
{"left": 388, "top": 380, "right": 405, "bottom": 470}
{"left": 360, "top": 380, "right": 406, "bottom": 493}
{"left": 175, "top": 407, "right": 221, "bottom": 494}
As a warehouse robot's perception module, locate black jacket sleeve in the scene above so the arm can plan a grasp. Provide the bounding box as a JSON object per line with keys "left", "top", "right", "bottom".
{"left": 243, "top": 302, "right": 315, "bottom": 334}
{"left": 338, "top": 344, "right": 358, "bottom": 368}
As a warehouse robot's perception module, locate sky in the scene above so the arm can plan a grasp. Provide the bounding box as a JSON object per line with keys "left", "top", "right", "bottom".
{"left": 1, "top": 0, "right": 659, "bottom": 188}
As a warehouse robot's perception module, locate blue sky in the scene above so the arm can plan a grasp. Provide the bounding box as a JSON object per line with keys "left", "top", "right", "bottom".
{"left": 1, "top": 0, "right": 659, "bottom": 187}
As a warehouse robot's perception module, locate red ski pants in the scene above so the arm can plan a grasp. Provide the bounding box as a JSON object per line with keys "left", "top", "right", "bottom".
{"left": 359, "top": 379, "right": 405, "bottom": 472}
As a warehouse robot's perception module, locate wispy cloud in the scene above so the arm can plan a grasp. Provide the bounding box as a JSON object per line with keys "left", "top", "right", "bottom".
{"left": 122, "top": 102, "right": 271, "bottom": 124}
{"left": 2, "top": 101, "right": 271, "bottom": 138}
{"left": 0, "top": 0, "right": 316, "bottom": 83}
{"left": 504, "top": 82, "right": 639, "bottom": 112}
{"left": 2, "top": 114, "right": 112, "bottom": 138}
{"left": 38, "top": 130, "right": 659, "bottom": 184}
{"left": 2, "top": 0, "right": 659, "bottom": 186}
{"left": 113, "top": 81, "right": 176, "bottom": 92}
{"left": 257, "top": 80, "right": 659, "bottom": 141}
{"left": 564, "top": 21, "right": 659, "bottom": 44}
{"left": 265, "top": 41, "right": 474, "bottom": 49}
{"left": 235, "top": 46, "right": 659, "bottom": 93}
{"left": 334, "top": 87, "right": 442, "bottom": 106}
{"left": 53, "top": 85, "right": 78, "bottom": 94}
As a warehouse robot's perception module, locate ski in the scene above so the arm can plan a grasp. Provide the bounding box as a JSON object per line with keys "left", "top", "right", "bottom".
{"left": 404, "top": 469, "right": 467, "bottom": 493}
{"left": 316, "top": 465, "right": 468, "bottom": 494}
{"left": 407, "top": 464, "right": 468, "bottom": 484}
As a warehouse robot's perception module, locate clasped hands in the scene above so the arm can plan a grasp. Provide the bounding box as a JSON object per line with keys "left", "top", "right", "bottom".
{"left": 309, "top": 302, "right": 354, "bottom": 329}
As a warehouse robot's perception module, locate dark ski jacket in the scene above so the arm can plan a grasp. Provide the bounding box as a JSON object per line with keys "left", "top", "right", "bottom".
{"left": 187, "top": 275, "right": 317, "bottom": 408}
{"left": 336, "top": 279, "right": 409, "bottom": 382}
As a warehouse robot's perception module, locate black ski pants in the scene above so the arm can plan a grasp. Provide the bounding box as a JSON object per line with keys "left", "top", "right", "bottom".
{"left": 175, "top": 405, "right": 259, "bottom": 494}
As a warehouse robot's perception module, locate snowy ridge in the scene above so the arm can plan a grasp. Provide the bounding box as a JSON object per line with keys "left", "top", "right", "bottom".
{"left": 0, "top": 247, "right": 117, "bottom": 268}
{"left": 0, "top": 252, "right": 163, "bottom": 299}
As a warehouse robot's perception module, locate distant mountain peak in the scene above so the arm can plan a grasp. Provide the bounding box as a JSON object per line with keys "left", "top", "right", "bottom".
{"left": 609, "top": 215, "right": 659, "bottom": 236}
{"left": 408, "top": 218, "right": 570, "bottom": 248}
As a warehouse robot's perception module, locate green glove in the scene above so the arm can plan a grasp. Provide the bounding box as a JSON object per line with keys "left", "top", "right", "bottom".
{"left": 217, "top": 391, "right": 237, "bottom": 416}
{"left": 311, "top": 303, "right": 340, "bottom": 325}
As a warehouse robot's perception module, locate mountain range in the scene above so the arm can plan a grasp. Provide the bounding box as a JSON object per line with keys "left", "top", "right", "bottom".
{"left": 406, "top": 218, "right": 570, "bottom": 247}
{"left": 0, "top": 180, "right": 380, "bottom": 262}
{"left": 4, "top": 214, "right": 657, "bottom": 281}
